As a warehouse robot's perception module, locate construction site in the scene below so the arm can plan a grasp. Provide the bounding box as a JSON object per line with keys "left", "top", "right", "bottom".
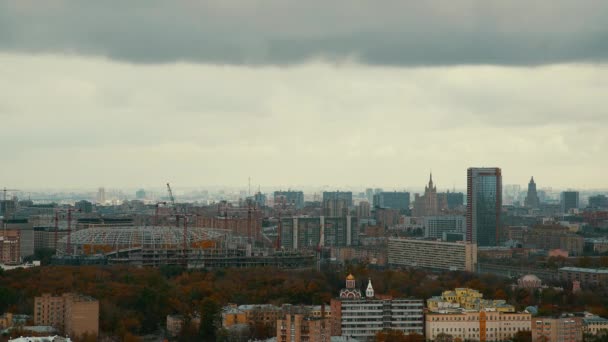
{"left": 54, "top": 225, "right": 314, "bottom": 268}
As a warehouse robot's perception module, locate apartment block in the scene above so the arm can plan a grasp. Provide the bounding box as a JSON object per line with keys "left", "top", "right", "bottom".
{"left": 532, "top": 316, "right": 583, "bottom": 342}
{"left": 34, "top": 293, "right": 99, "bottom": 337}
{"left": 277, "top": 314, "right": 329, "bottom": 342}
{"left": 388, "top": 238, "right": 477, "bottom": 272}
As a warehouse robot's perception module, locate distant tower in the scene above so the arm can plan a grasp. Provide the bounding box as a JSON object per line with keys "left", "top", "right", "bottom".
{"left": 97, "top": 187, "right": 106, "bottom": 204}
{"left": 366, "top": 278, "right": 375, "bottom": 298}
{"left": 467, "top": 167, "right": 502, "bottom": 246}
{"left": 524, "top": 177, "right": 540, "bottom": 208}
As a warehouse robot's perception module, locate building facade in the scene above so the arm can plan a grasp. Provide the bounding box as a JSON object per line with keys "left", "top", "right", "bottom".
{"left": 274, "top": 191, "right": 305, "bottom": 210}
{"left": 277, "top": 314, "right": 329, "bottom": 342}
{"left": 532, "top": 316, "right": 583, "bottom": 342}
{"left": 524, "top": 177, "right": 540, "bottom": 208}
{"left": 34, "top": 293, "right": 99, "bottom": 337}
{"left": 388, "top": 238, "right": 477, "bottom": 272}
{"left": 280, "top": 216, "right": 358, "bottom": 250}
{"left": 372, "top": 192, "right": 410, "bottom": 213}
{"left": 467, "top": 167, "right": 502, "bottom": 246}
{"left": 561, "top": 191, "right": 580, "bottom": 213}
{"left": 426, "top": 310, "right": 531, "bottom": 341}
{"left": 424, "top": 216, "right": 466, "bottom": 240}
{"left": 330, "top": 275, "right": 423, "bottom": 339}
{"left": 413, "top": 174, "right": 439, "bottom": 216}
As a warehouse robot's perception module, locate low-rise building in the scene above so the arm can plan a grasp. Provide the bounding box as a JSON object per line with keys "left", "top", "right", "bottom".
{"left": 559, "top": 267, "right": 608, "bottom": 288}
{"left": 166, "top": 314, "right": 201, "bottom": 336}
{"left": 425, "top": 310, "right": 531, "bottom": 341}
{"left": 427, "top": 288, "right": 515, "bottom": 313}
{"left": 388, "top": 238, "right": 477, "bottom": 272}
{"left": 583, "top": 315, "right": 608, "bottom": 336}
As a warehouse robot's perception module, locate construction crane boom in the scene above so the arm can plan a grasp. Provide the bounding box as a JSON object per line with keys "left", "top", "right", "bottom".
{"left": 166, "top": 183, "right": 176, "bottom": 207}
{"left": 1, "top": 188, "right": 19, "bottom": 202}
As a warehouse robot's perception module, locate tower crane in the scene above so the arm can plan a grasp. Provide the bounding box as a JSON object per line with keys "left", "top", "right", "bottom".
{"left": 2, "top": 188, "right": 19, "bottom": 202}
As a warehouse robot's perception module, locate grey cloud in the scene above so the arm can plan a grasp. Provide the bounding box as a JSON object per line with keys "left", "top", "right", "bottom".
{"left": 1, "top": 1, "right": 608, "bottom": 66}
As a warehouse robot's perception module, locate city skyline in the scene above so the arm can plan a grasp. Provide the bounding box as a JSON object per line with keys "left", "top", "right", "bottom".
{"left": 1, "top": 1, "right": 607, "bottom": 189}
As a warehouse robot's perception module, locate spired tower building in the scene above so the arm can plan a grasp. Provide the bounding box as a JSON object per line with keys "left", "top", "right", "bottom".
{"left": 413, "top": 173, "right": 439, "bottom": 216}
{"left": 524, "top": 177, "right": 540, "bottom": 208}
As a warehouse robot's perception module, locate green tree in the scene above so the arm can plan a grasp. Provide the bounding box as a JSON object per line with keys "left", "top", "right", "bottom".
{"left": 198, "top": 298, "right": 220, "bottom": 340}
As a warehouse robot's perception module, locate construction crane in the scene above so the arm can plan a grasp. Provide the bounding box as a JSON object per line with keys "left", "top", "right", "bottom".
{"left": 1, "top": 188, "right": 19, "bottom": 202}
{"left": 166, "top": 183, "right": 176, "bottom": 207}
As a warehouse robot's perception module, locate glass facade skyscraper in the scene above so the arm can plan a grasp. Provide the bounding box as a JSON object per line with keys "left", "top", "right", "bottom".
{"left": 467, "top": 167, "right": 502, "bottom": 246}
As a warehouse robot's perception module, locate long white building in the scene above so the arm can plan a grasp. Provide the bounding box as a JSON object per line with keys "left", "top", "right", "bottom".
{"left": 426, "top": 310, "right": 531, "bottom": 341}
{"left": 388, "top": 237, "right": 477, "bottom": 272}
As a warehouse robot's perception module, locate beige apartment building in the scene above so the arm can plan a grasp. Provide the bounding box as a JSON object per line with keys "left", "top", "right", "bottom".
{"left": 426, "top": 310, "right": 531, "bottom": 341}
{"left": 388, "top": 237, "right": 477, "bottom": 272}
{"left": 277, "top": 314, "right": 329, "bottom": 342}
{"left": 34, "top": 293, "right": 99, "bottom": 337}
{"left": 532, "top": 316, "right": 583, "bottom": 342}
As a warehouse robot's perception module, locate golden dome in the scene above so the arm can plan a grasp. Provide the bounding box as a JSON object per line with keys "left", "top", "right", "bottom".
{"left": 346, "top": 274, "right": 355, "bottom": 281}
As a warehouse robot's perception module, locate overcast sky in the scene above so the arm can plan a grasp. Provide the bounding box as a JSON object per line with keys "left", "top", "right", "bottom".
{"left": 1, "top": 1, "right": 607, "bottom": 190}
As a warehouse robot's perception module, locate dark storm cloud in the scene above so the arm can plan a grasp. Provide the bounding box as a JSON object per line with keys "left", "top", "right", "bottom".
{"left": 1, "top": 0, "right": 607, "bottom": 65}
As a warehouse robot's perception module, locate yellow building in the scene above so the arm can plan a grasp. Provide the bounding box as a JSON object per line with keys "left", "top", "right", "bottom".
{"left": 0, "top": 313, "right": 13, "bottom": 329}
{"left": 427, "top": 288, "right": 514, "bottom": 313}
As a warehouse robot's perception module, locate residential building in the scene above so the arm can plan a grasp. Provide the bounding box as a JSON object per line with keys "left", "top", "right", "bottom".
{"left": 559, "top": 267, "right": 608, "bottom": 288}
{"left": 0, "top": 230, "right": 20, "bottom": 264}
{"left": 2, "top": 219, "right": 34, "bottom": 258}
{"left": 467, "top": 167, "right": 502, "bottom": 246}
{"left": 0, "top": 312, "right": 13, "bottom": 329}
{"left": 322, "top": 192, "right": 353, "bottom": 206}
{"left": 427, "top": 288, "right": 515, "bottom": 313}
{"left": 166, "top": 314, "right": 201, "bottom": 336}
{"left": 426, "top": 310, "right": 531, "bottom": 341}
{"left": 275, "top": 191, "right": 304, "bottom": 210}
{"left": 524, "top": 177, "right": 540, "bottom": 208}
{"left": 561, "top": 191, "right": 580, "bottom": 213}
{"left": 532, "top": 315, "right": 583, "bottom": 342}
{"left": 34, "top": 293, "right": 99, "bottom": 337}
{"left": 583, "top": 315, "right": 608, "bottom": 336}
{"left": 280, "top": 216, "right": 358, "bottom": 250}
{"left": 525, "top": 225, "right": 584, "bottom": 256}
{"left": 356, "top": 201, "right": 371, "bottom": 219}
{"left": 424, "top": 215, "right": 465, "bottom": 240}
{"left": 34, "top": 227, "right": 68, "bottom": 251}
{"left": 323, "top": 198, "right": 350, "bottom": 217}
{"left": 330, "top": 275, "right": 424, "bottom": 339}
{"left": 388, "top": 238, "right": 477, "bottom": 272}
{"left": 277, "top": 314, "right": 329, "bottom": 342}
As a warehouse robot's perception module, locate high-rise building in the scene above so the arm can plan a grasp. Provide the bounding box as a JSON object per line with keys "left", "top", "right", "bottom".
{"left": 413, "top": 174, "right": 439, "bottom": 216}
{"left": 372, "top": 191, "right": 410, "bottom": 213}
{"left": 561, "top": 191, "right": 580, "bottom": 213}
{"left": 280, "top": 216, "right": 358, "bottom": 249}
{"left": 322, "top": 192, "right": 352, "bottom": 205}
{"left": 365, "top": 188, "right": 374, "bottom": 204}
{"left": 356, "top": 201, "right": 371, "bottom": 218}
{"left": 467, "top": 167, "right": 502, "bottom": 246}
{"left": 274, "top": 191, "right": 304, "bottom": 209}
{"left": 446, "top": 191, "right": 464, "bottom": 210}
{"left": 277, "top": 314, "right": 329, "bottom": 342}
{"left": 588, "top": 195, "right": 608, "bottom": 209}
{"left": 96, "top": 187, "right": 106, "bottom": 204}
{"left": 524, "top": 177, "right": 540, "bottom": 208}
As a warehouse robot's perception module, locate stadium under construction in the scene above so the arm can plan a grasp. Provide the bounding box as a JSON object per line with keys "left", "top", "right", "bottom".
{"left": 53, "top": 225, "right": 315, "bottom": 269}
